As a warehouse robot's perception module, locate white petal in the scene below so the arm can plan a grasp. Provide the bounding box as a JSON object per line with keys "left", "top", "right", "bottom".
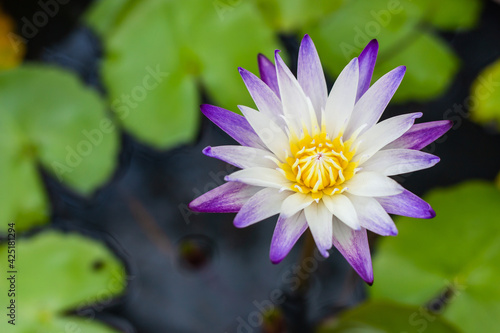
{"left": 203, "top": 145, "right": 278, "bottom": 169}
{"left": 304, "top": 202, "right": 333, "bottom": 257}
{"left": 345, "top": 66, "right": 406, "bottom": 138}
{"left": 322, "top": 194, "right": 360, "bottom": 230}
{"left": 280, "top": 192, "right": 315, "bottom": 217}
{"left": 234, "top": 188, "right": 291, "bottom": 228}
{"left": 270, "top": 211, "right": 308, "bottom": 263}
{"left": 189, "top": 182, "right": 259, "bottom": 213}
{"left": 225, "top": 167, "right": 292, "bottom": 189}
{"left": 344, "top": 171, "right": 404, "bottom": 197}
{"left": 298, "top": 34, "right": 328, "bottom": 119}
{"left": 238, "top": 105, "right": 290, "bottom": 161}
{"left": 354, "top": 112, "right": 422, "bottom": 163}
{"left": 275, "top": 51, "right": 313, "bottom": 134}
{"left": 238, "top": 67, "right": 284, "bottom": 127}
{"left": 324, "top": 57, "right": 359, "bottom": 138}
{"left": 332, "top": 217, "right": 373, "bottom": 284}
{"left": 361, "top": 149, "right": 440, "bottom": 176}
{"left": 347, "top": 194, "right": 398, "bottom": 236}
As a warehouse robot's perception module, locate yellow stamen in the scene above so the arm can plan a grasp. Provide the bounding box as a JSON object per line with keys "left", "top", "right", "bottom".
{"left": 279, "top": 127, "right": 358, "bottom": 197}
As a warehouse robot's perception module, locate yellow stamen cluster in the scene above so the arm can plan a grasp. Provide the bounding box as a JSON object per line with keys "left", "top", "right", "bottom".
{"left": 278, "top": 129, "right": 358, "bottom": 200}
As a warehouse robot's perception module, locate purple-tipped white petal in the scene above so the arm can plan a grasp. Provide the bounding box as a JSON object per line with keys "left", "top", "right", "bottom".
{"left": 361, "top": 149, "right": 440, "bottom": 176}
{"left": 203, "top": 146, "right": 277, "bottom": 169}
{"left": 384, "top": 120, "right": 453, "bottom": 150}
{"left": 234, "top": 188, "right": 291, "bottom": 228}
{"left": 201, "top": 104, "right": 265, "bottom": 149}
{"left": 347, "top": 194, "right": 398, "bottom": 236}
{"left": 275, "top": 51, "right": 314, "bottom": 133}
{"left": 344, "top": 171, "right": 404, "bottom": 197}
{"left": 322, "top": 194, "right": 360, "bottom": 230}
{"left": 325, "top": 57, "right": 359, "bottom": 138}
{"left": 238, "top": 105, "right": 290, "bottom": 161}
{"left": 281, "top": 192, "right": 315, "bottom": 217}
{"left": 270, "top": 211, "right": 308, "bottom": 264}
{"left": 258, "top": 54, "right": 280, "bottom": 98}
{"left": 298, "top": 34, "right": 328, "bottom": 119}
{"left": 225, "top": 167, "right": 292, "bottom": 189}
{"left": 357, "top": 39, "right": 379, "bottom": 102}
{"left": 332, "top": 217, "right": 373, "bottom": 284}
{"left": 345, "top": 66, "right": 406, "bottom": 138}
{"left": 239, "top": 67, "right": 284, "bottom": 127}
{"left": 304, "top": 202, "right": 333, "bottom": 258}
{"left": 189, "top": 182, "right": 259, "bottom": 213}
{"left": 376, "top": 189, "right": 436, "bottom": 219}
{"left": 355, "top": 112, "right": 422, "bottom": 163}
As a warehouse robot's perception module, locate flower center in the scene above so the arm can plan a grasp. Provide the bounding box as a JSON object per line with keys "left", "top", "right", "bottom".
{"left": 278, "top": 129, "right": 358, "bottom": 200}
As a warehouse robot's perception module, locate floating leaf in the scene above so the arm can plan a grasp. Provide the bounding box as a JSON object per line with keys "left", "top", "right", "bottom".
{"left": 252, "top": 0, "right": 344, "bottom": 32}
{"left": 371, "top": 181, "right": 500, "bottom": 333}
{"left": 317, "top": 301, "right": 460, "bottom": 333}
{"left": 372, "top": 31, "right": 459, "bottom": 102}
{"left": 470, "top": 58, "right": 500, "bottom": 127}
{"left": 0, "top": 231, "right": 126, "bottom": 332}
{"left": 307, "top": 0, "right": 459, "bottom": 103}
{"left": 89, "top": 0, "right": 280, "bottom": 148}
{"left": 415, "top": 0, "right": 483, "bottom": 30}
{"left": 0, "top": 65, "right": 119, "bottom": 231}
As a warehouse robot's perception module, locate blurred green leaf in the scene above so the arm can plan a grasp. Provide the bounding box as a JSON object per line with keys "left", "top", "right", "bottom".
{"left": 371, "top": 181, "right": 500, "bottom": 333}
{"left": 415, "top": 0, "right": 483, "bottom": 30}
{"left": 0, "top": 231, "right": 126, "bottom": 332}
{"left": 317, "top": 301, "right": 460, "bottom": 333}
{"left": 470, "top": 58, "right": 500, "bottom": 127}
{"left": 89, "top": 0, "right": 280, "bottom": 149}
{"left": 252, "top": 0, "right": 344, "bottom": 32}
{"left": 0, "top": 111, "right": 49, "bottom": 231}
{"left": 373, "top": 31, "right": 459, "bottom": 102}
{"left": 0, "top": 65, "right": 119, "bottom": 231}
{"left": 307, "top": 0, "right": 459, "bottom": 103}
{"left": 84, "top": 0, "right": 131, "bottom": 38}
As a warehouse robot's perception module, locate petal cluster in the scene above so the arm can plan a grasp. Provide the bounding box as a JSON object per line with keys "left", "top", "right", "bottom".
{"left": 190, "top": 35, "right": 451, "bottom": 284}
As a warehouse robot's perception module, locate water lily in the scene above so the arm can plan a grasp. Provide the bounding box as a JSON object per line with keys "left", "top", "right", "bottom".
{"left": 189, "top": 35, "right": 451, "bottom": 284}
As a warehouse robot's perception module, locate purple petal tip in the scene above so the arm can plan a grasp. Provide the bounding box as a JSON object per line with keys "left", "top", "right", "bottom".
{"left": 200, "top": 104, "right": 211, "bottom": 113}
{"left": 443, "top": 120, "right": 453, "bottom": 130}
{"left": 429, "top": 207, "right": 436, "bottom": 219}
{"left": 270, "top": 257, "right": 284, "bottom": 265}
{"left": 366, "top": 278, "right": 374, "bottom": 286}
{"left": 188, "top": 200, "right": 200, "bottom": 212}
{"left": 202, "top": 146, "right": 212, "bottom": 156}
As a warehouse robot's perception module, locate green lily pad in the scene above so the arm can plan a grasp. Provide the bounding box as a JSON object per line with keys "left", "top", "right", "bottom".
{"left": 317, "top": 301, "right": 460, "bottom": 333}
{"left": 470, "top": 58, "right": 500, "bottom": 127}
{"left": 307, "top": 0, "right": 459, "bottom": 103}
{"left": 0, "top": 231, "right": 126, "bottom": 332}
{"left": 370, "top": 181, "right": 500, "bottom": 333}
{"left": 0, "top": 65, "right": 119, "bottom": 231}
{"left": 252, "top": 0, "right": 344, "bottom": 32}
{"left": 89, "top": 0, "right": 280, "bottom": 149}
{"left": 415, "top": 0, "right": 483, "bottom": 30}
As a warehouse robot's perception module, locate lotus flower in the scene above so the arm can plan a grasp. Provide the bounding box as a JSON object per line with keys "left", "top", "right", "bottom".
{"left": 189, "top": 35, "right": 451, "bottom": 284}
